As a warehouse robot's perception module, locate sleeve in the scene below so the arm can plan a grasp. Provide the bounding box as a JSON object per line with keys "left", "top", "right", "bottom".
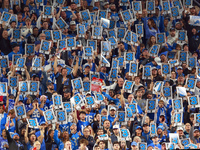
{"left": 6, "top": 129, "right": 13, "bottom": 144}
{"left": 159, "top": 15, "right": 165, "bottom": 33}
{"left": 53, "top": 129, "right": 61, "bottom": 146}
{"left": 189, "top": 126, "right": 196, "bottom": 144}
{"left": 90, "top": 62, "right": 95, "bottom": 72}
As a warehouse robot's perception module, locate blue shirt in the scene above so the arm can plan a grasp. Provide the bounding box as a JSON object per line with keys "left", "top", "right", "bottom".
{"left": 77, "top": 120, "right": 90, "bottom": 132}
{"left": 8, "top": 51, "right": 21, "bottom": 61}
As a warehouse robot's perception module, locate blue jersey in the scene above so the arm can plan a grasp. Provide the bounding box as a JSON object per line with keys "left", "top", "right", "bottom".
{"left": 147, "top": 143, "right": 161, "bottom": 149}
{"left": 0, "top": 137, "right": 8, "bottom": 150}
{"left": 77, "top": 120, "right": 90, "bottom": 132}
{"left": 35, "top": 131, "right": 46, "bottom": 150}
{"left": 70, "top": 132, "right": 80, "bottom": 150}
{"left": 86, "top": 112, "right": 95, "bottom": 124}
{"left": 0, "top": 113, "right": 7, "bottom": 135}
{"left": 28, "top": 107, "right": 44, "bottom": 122}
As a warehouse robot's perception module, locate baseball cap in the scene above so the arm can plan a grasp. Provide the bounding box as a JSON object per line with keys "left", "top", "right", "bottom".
{"left": 109, "top": 100, "right": 115, "bottom": 104}
{"left": 194, "top": 128, "right": 199, "bottom": 132}
{"left": 110, "top": 106, "right": 116, "bottom": 111}
{"left": 177, "top": 66, "right": 183, "bottom": 69}
{"left": 142, "top": 48, "right": 148, "bottom": 52}
{"left": 102, "top": 86, "right": 106, "bottom": 90}
{"left": 170, "top": 27, "right": 175, "bottom": 31}
{"left": 25, "top": 17, "right": 31, "bottom": 21}
{"left": 93, "top": 7, "right": 98, "bottom": 10}
{"left": 11, "top": 43, "right": 19, "bottom": 48}
{"left": 136, "top": 126, "right": 142, "bottom": 130}
{"left": 84, "top": 63, "right": 90, "bottom": 69}
{"left": 151, "top": 67, "right": 157, "bottom": 71}
{"left": 151, "top": 134, "right": 158, "bottom": 138}
{"left": 113, "top": 125, "right": 119, "bottom": 129}
{"left": 39, "top": 121, "right": 46, "bottom": 125}
{"left": 177, "top": 127, "right": 183, "bottom": 131}
{"left": 70, "top": 21, "right": 76, "bottom": 25}
{"left": 157, "top": 125, "right": 164, "bottom": 130}
{"left": 143, "top": 123, "right": 148, "bottom": 126}
{"left": 64, "top": 89, "right": 71, "bottom": 93}
{"left": 190, "top": 113, "right": 194, "bottom": 117}
{"left": 104, "top": 2, "right": 109, "bottom": 5}
{"left": 154, "top": 57, "right": 162, "bottom": 66}
{"left": 131, "top": 141, "right": 137, "bottom": 146}
{"left": 12, "top": 133, "right": 19, "bottom": 138}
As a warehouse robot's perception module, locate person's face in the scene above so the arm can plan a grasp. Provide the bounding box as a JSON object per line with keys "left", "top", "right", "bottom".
{"left": 194, "top": 130, "right": 200, "bottom": 138}
{"left": 158, "top": 102, "right": 164, "bottom": 108}
{"left": 183, "top": 45, "right": 189, "bottom": 51}
{"left": 143, "top": 125, "right": 149, "bottom": 132}
{"left": 139, "top": 88, "right": 145, "bottom": 94}
{"left": 70, "top": 24, "right": 76, "bottom": 30}
{"left": 192, "top": 28, "right": 197, "bottom": 34}
{"left": 185, "top": 123, "right": 191, "bottom": 130}
{"left": 79, "top": 113, "right": 86, "bottom": 120}
{"left": 127, "top": 94, "right": 134, "bottom": 103}
{"left": 113, "top": 144, "right": 120, "bottom": 150}
{"left": 65, "top": 141, "right": 71, "bottom": 149}
{"left": 84, "top": 66, "right": 90, "bottom": 73}
{"left": 109, "top": 90, "right": 114, "bottom": 97}
{"left": 160, "top": 55, "right": 166, "bottom": 62}
{"left": 50, "top": 131, "right": 54, "bottom": 138}
{"left": 0, "top": 106, "right": 4, "bottom": 113}
{"left": 13, "top": 135, "right": 19, "bottom": 141}
{"left": 170, "top": 30, "right": 176, "bottom": 37}
{"left": 113, "top": 129, "right": 119, "bottom": 135}
{"left": 70, "top": 4, "right": 77, "bottom": 10}
{"left": 164, "top": 19, "right": 168, "bottom": 26}
{"left": 171, "top": 72, "right": 176, "bottom": 79}
{"left": 97, "top": 129, "right": 103, "bottom": 135}
{"left": 134, "top": 77, "right": 140, "bottom": 83}
{"left": 103, "top": 120, "right": 110, "bottom": 128}
{"left": 157, "top": 129, "right": 162, "bottom": 135}
{"left": 147, "top": 94, "right": 152, "bottom": 99}
{"left": 63, "top": 131, "right": 68, "bottom": 139}
{"left": 30, "top": 134, "right": 36, "bottom": 142}
{"left": 43, "top": 22, "right": 48, "bottom": 29}
{"left": 152, "top": 137, "right": 158, "bottom": 143}
{"left": 61, "top": 68, "right": 67, "bottom": 76}
{"left": 2, "top": 129, "right": 6, "bottom": 137}
{"left": 152, "top": 69, "right": 157, "bottom": 75}
{"left": 177, "top": 69, "right": 183, "bottom": 74}
{"left": 177, "top": 76, "right": 184, "bottom": 84}
{"left": 151, "top": 36, "right": 156, "bottom": 43}
{"left": 136, "top": 128, "right": 142, "bottom": 134}
{"left": 110, "top": 109, "right": 116, "bottom": 116}
{"left": 177, "top": 130, "right": 183, "bottom": 136}
{"left": 197, "top": 81, "right": 200, "bottom": 88}
{"left": 33, "top": 28, "right": 39, "bottom": 35}
{"left": 39, "top": 34, "right": 46, "bottom": 40}
{"left": 136, "top": 91, "right": 142, "bottom": 97}
{"left": 64, "top": 92, "right": 71, "bottom": 98}
{"left": 121, "top": 141, "right": 126, "bottom": 147}
{"left": 10, "top": 22, "right": 16, "bottom": 28}
{"left": 99, "top": 142, "right": 106, "bottom": 149}
{"left": 2, "top": 30, "right": 8, "bottom": 38}
{"left": 83, "top": 129, "right": 90, "bottom": 136}
{"left": 61, "top": 11, "right": 67, "bottom": 18}
{"left": 101, "top": 110, "right": 107, "bottom": 115}
{"left": 94, "top": 147, "right": 100, "bottom": 150}
{"left": 164, "top": 82, "right": 170, "bottom": 87}
{"left": 118, "top": 78, "right": 124, "bottom": 87}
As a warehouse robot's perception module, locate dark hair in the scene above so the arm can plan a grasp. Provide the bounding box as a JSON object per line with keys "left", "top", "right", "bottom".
{"left": 79, "top": 111, "right": 86, "bottom": 115}
{"left": 79, "top": 138, "right": 89, "bottom": 145}
{"left": 148, "top": 19, "right": 158, "bottom": 31}
{"left": 113, "top": 141, "right": 120, "bottom": 146}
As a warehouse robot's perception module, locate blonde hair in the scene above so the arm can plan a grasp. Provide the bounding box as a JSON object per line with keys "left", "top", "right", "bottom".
{"left": 133, "top": 136, "right": 141, "bottom": 143}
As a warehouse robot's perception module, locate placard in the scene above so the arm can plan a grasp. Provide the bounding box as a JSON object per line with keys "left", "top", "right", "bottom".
{"left": 39, "top": 40, "right": 51, "bottom": 54}
{"left": 32, "top": 57, "right": 42, "bottom": 71}
{"left": 101, "top": 41, "right": 111, "bottom": 55}
{"left": 194, "top": 113, "right": 200, "bottom": 125}
{"left": 53, "top": 0, "right": 64, "bottom": 7}
{"left": 120, "top": 129, "right": 130, "bottom": 141}
{"left": 136, "top": 24, "right": 143, "bottom": 37}
{"left": 83, "top": 81, "right": 91, "bottom": 94}
{"left": 120, "top": 0, "right": 129, "bottom": 6}
{"left": 187, "top": 57, "right": 196, "bottom": 70}
{"left": 91, "top": 77, "right": 103, "bottom": 93}
{"left": 52, "top": 30, "right": 62, "bottom": 42}
{"left": 87, "top": 40, "right": 97, "bottom": 52}
{"left": 162, "top": 0, "right": 171, "bottom": 14}
{"left": 162, "top": 86, "right": 172, "bottom": 99}
{"left": 174, "top": 112, "right": 183, "bottom": 126}
{"left": 12, "top": 54, "right": 22, "bottom": 66}
{"left": 172, "top": 98, "right": 183, "bottom": 112}
{"left": 180, "top": 138, "right": 191, "bottom": 147}
{"left": 71, "top": 0, "right": 80, "bottom": 7}
{"left": 100, "top": 18, "right": 110, "bottom": 28}
{"left": 77, "top": 24, "right": 85, "bottom": 38}
{"left": 66, "top": 37, "right": 76, "bottom": 50}
{"left": 146, "top": 1, "right": 155, "bottom": 13}
{"left": 72, "top": 56, "right": 82, "bottom": 67}
{"left": 43, "top": 6, "right": 53, "bottom": 18}
{"left": 19, "top": 81, "right": 29, "bottom": 94}
{"left": 42, "top": 30, "right": 52, "bottom": 40}
{"left": 58, "top": 40, "right": 66, "bottom": 50}
{"left": 183, "top": 0, "right": 193, "bottom": 8}
{"left": 117, "top": 28, "right": 126, "bottom": 41}
{"left": 156, "top": 33, "right": 166, "bottom": 45}
{"left": 117, "top": 111, "right": 126, "bottom": 125}
{"left": 14, "top": 104, "right": 26, "bottom": 119}
{"left": 146, "top": 99, "right": 157, "bottom": 113}
{"left": 186, "top": 78, "right": 196, "bottom": 92}
{"left": 16, "top": 57, "right": 26, "bottom": 71}
{"left": 172, "top": 0, "right": 183, "bottom": 12}
{"left": 126, "top": 104, "right": 137, "bottom": 121}
{"left": 168, "top": 59, "right": 179, "bottom": 67}
{"left": 98, "top": 134, "right": 108, "bottom": 141}
{"left": 35, "top": 0, "right": 43, "bottom": 6}
{"left": 106, "top": 37, "right": 117, "bottom": 49}
{"left": 161, "top": 63, "right": 171, "bottom": 76}
{"left": 90, "top": 71, "right": 100, "bottom": 80}
{"left": 142, "top": 66, "right": 151, "bottom": 80}
{"left": 25, "top": 44, "right": 35, "bottom": 56}
{"left": 188, "top": 96, "right": 200, "bottom": 108}
{"left": 111, "top": 59, "right": 118, "bottom": 69}
{"left": 132, "top": 32, "right": 138, "bottom": 46}
{"left": 177, "top": 30, "right": 187, "bottom": 44}
{"left": 150, "top": 123, "right": 157, "bottom": 135}
{"left": 123, "top": 80, "right": 134, "bottom": 93}
{"left": 107, "top": 29, "right": 116, "bottom": 38}
{"left": 138, "top": 143, "right": 147, "bottom": 150}
{"left": 85, "top": 96, "right": 95, "bottom": 108}
{"left": 132, "top": 1, "right": 142, "bottom": 14}
{"left": 92, "top": 26, "right": 102, "bottom": 39}
{"left": 109, "top": 19, "right": 116, "bottom": 29}
{"left": 171, "top": 6, "right": 180, "bottom": 19}
{"left": 55, "top": 110, "right": 67, "bottom": 124}
{"left": 120, "top": 10, "right": 135, "bottom": 24}
{"left": 63, "top": 102, "right": 73, "bottom": 114}
{"left": 0, "top": 12, "right": 12, "bottom": 26}
{"left": 27, "top": 118, "right": 39, "bottom": 129}
{"left": 100, "top": 115, "right": 108, "bottom": 126}
{"left": 169, "top": 133, "right": 179, "bottom": 144}
{"left": 117, "top": 57, "right": 124, "bottom": 68}
{"left": 8, "top": 76, "right": 18, "bottom": 88}
{"left": 129, "top": 62, "right": 138, "bottom": 76}
{"left": 80, "top": 10, "right": 91, "bottom": 23}
{"left": 83, "top": 46, "right": 93, "bottom": 59}
{"left": 97, "top": 10, "right": 108, "bottom": 20}
{"left": 168, "top": 51, "right": 177, "bottom": 59}
{"left": 124, "top": 52, "right": 135, "bottom": 63}
{"left": 179, "top": 51, "right": 188, "bottom": 63}
{"left": 52, "top": 94, "right": 63, "bottom": 109}
{"left": 12, "top": 29, "right": 21, "bottom": 42}
{"left": 55, "top": 17, "right": 68, "bottom": 30}
{"left": 109, "top": 68, "right": 118, "bottom": 81}
{"left": 149, "top": 44, "right": 160, "bottom": 57}
{"left": 43, "top": 109, "right": 56, "bottom": 124}
{"left": 153, "top": 81, "right": 163, "bottom": 94}
{"left": 123, "top": 30, "right": 132, "bottom": 44}
{"left": 29, "top": 81, "right": 39, "bottom": 95}
{"left": 72, "top": 77, "right": 83, "bottom": 93}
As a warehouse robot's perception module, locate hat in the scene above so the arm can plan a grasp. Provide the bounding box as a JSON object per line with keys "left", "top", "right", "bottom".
{"left": 46, "top": 82, "right": 53, "bottom": 86}
{"left": 151, "top": 134, "right": 158, "bottom": 138}
{"left": 154, "top": 57, "right": 162, "bottom": 66}
{"left": 102, "top": 86, "right": 106, "bottom": 90}
{"left": 151, "top": 67, "right": 157, "bottom": 71}
{"left": 113, "top": 125, "right": 119, "bottom": 129}
{"left": 194, "top": 128, "right": 199, "bottom": 132}
{"left": 32, "top": 99, "right": 38, "bottom": 102}
{"left": 159, "top": 51, "right": 168, "bottom": 56}
{"left": 64, "top": 89, "right": 71, "bottom": 93}
{"left": 11, "top": 43, "right": 19, "bottom": 48}
{"left": 143, "top": 123, "right": 148, "bottom": 126}
{"left": 177, "top": 66, "right": 183, "bottom": 70}
{"left": 170, "top": 27, "right": 175, "bottom": 31}
{"left": 190, "top": 113, "right": 194, "bottom": 117}
{"left": 12, "top": 133, "right": 19, "bottom": 138}
{"left": 104, "top": 2, "right": 109, "bottom": 5}
{"left": 70, "top": 21, "right": 76, "bottom": 25}
{"left": 84, "top": 63, "right": 90, "bottom": 69}
{"left": 93, "top": 7, "right": 98, "bottom": 10}
{"left": 136, "top": 126, "right": 142, "bottom": 130}
{"left": 177, "top": 127, "right": 183, "bottom": 131}
{"left": 131, "top": 141, "right": 137, "bottom": 146}
{"left": 110, "top": 106, "right": 116, "bottom": 111}
{"left": 142, "top": 48, "right": 148, "bottom": 52}
{"left": 25, "top": 17, "right": 31, "bottom": 21}
{"left": 157, "top": 125, "right": 164, "bottom": 130}
{"left": 175, "top": 22, "right": 181, "bottom": 25}
{"left": 39, "top": 121, "right": 46, "bottom": 125}
{"left": 109, "top": 100, "right": 115, "bottom": 104}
